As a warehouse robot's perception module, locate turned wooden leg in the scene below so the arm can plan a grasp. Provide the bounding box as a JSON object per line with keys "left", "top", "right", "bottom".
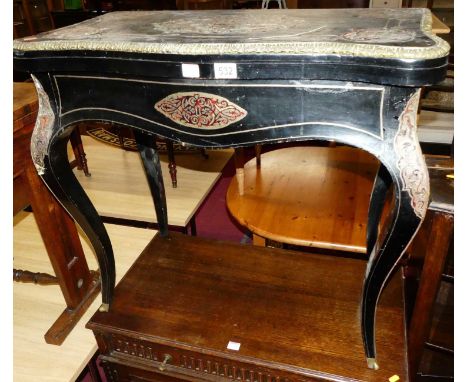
{"left": 234, "top": 147, "right": 245, "bottom": 196}
{"left": 118, "top": 125, "right": 126, "bottom": 149}
{"left": 255, "top": 144, "right": 262, "bottom": 168}
{"left": 70, "top": 128, "right": 91, "bottom": 177}
{"left": 13, "top": 269, "right": 58, "bottom": 285}
{"left": 165, "top": 138, "right": 177, "bottom": 188}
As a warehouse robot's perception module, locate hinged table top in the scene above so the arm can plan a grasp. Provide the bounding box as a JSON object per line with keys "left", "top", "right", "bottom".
{"left": 13, "top": 8, "right": 449, "bottom": 60}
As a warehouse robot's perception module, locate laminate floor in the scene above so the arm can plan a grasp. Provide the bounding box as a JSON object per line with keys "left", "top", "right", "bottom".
{"left": 73, "top": 135, "right": 234, "bottom": 228}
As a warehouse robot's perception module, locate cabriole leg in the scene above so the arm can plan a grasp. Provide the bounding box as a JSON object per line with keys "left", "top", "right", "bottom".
{"left": 134, "top": 130, "right": 169, "bottom": 237}
{"left": 362, "top": 90, "right": 429, "bottom": 369}
{"left": 366, "top": 164, "right": 392, "bottom": 258}
{"left": 31, "top": 75, "right": 115, "bottom": 312}
{"left": 44, "top": 131, "right": 115, "bottom": 312}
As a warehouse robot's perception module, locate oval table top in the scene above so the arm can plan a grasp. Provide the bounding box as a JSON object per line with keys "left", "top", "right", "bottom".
{"left": 226, "top": 145, "right": 382, "bottom": 254}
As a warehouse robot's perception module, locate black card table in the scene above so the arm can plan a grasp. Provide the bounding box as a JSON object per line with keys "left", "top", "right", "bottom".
{"left": 13, "top": 8, "right": 449, "bottom": 370}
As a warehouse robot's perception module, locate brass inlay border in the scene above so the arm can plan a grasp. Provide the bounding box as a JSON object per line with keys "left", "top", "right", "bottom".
{"left": 13, "top": 9, "right": 449, "bottom": 60}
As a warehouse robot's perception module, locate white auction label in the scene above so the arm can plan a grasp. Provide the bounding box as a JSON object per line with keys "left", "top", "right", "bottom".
{"left": 226, "top": 341, "right": 241, "bottom": 351}
{"left": 182, "top": 63, "right": 200, "bottom": 78}
{"left": 214, "top": 63, "right": 237, "bottom": 79}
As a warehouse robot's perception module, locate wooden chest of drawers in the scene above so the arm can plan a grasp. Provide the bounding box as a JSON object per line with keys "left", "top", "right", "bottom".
{"left": 87, "top": 232, "right": 408, "bottom": 381}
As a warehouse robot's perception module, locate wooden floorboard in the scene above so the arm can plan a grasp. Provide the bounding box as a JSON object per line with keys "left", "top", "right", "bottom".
{"left": 13, "top": 212, "right": 157, "bottom": 382}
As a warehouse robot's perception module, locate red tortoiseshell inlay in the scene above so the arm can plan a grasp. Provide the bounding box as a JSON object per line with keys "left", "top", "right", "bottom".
{"left": 155, "top": 92, "right": 247, "bottom": 129}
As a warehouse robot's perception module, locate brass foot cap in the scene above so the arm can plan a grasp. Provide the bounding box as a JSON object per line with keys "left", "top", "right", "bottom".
{"left": 99, "top": 303, "right": 110, "bottom": 312}
{"left": 367, "top": 358, "right": 379, "bottom": 370}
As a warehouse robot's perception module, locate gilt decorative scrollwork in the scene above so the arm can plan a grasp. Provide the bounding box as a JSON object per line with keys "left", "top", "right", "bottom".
{"left": 394, "top": 90, "right": 429, "bottom": 219}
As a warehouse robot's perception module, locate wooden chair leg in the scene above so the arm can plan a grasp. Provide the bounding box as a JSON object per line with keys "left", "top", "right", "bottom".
{"left": 70, "top": 128, "right": 91, "bottom": 177}
{"left": 13, "top": 269, "right": 58, "bottom": 285}
{"left": 165, "top": 139, "right": 177, "bottom": 188}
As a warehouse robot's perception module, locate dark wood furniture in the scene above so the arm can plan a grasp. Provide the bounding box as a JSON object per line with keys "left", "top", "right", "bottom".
{"left": 13, "top": 82, "right": 100, "bottom": 345}
{"left": 406, "top": 157, "right": 454, "bottom": 381}
{"left": 87, "top": 232, "right": 408, "bottom": 381}
{"left": 13, "top": 0, "right": 55, "bottom": 38}
{"left": 14, "top": 8, "right": 449, "bottom": 370}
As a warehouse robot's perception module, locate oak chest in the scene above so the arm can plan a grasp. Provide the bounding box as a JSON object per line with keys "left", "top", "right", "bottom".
{"left": 87, "top": 233, "right": 408, "bottom": 381}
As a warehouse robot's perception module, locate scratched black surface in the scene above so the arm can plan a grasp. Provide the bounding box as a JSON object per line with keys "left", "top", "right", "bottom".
{"left": 16, "top": 8, "right": 437, "bottom": 48}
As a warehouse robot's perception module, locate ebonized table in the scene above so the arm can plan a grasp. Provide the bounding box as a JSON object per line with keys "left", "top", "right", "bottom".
{"left": 13, "top": 8, "right": 449, "bottom": 370}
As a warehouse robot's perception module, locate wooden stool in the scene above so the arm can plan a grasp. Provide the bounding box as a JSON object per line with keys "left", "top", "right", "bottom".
{"left": 13, "top": 82, "right": 100, "bottom": 345}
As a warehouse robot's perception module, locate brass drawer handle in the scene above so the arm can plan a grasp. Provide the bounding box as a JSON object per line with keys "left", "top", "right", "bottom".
{"left": 158, "top": 354, "right": 172, "bottom": 371}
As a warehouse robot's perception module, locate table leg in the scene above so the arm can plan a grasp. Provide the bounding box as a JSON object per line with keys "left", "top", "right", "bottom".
{"left": 43, "top": 130, "right": 115, "bottom": 312}
{"left": 366, "top": 164, "right": 392, "bottom": 257}
{"left": 234, "top": 147, "right": 245, "bottom": 196}
{"left": 255, "top": 144, "right": 262, "bottom": 168}
{"left": 190, "top": 216, "right": 197, "bottom": 236}
{"left": 31, "top": 76, "right": 115, "bottom": 312}
{"left": 253, "top": 234, "right": 266, "bottom": 246}
{"left": 134, "top": 130, "right": 169, "bottom": 237}
{"left": 362, "top": 91, "right": 429, "bottom": 369}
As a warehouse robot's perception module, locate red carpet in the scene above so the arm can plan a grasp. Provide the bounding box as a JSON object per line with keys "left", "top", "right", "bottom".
{"left": 193, "top": 155, "right": 249, "bottom": 243}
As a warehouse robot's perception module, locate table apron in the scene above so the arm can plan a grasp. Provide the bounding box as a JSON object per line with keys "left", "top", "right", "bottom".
{"left": 54, "top": 75, "right": 389, "bottom": 148}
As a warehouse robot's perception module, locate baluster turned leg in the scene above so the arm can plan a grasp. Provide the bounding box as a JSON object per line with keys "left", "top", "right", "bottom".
{"left": 165, "top": 138, "right": 177, "bottom": 188}
{"left": 13, "top": 269, "right": 58, "bottom": 285}
{"left": 70, "top": 127, "right": 91, "bottom": 177}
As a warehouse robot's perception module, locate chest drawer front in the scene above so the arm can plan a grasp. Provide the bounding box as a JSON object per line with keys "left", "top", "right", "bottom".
{"left": 99, "top": 332, "right": 325, "bottom": 382}
{"left": 55, "top": 75, "right": 385, "bottom": 147}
